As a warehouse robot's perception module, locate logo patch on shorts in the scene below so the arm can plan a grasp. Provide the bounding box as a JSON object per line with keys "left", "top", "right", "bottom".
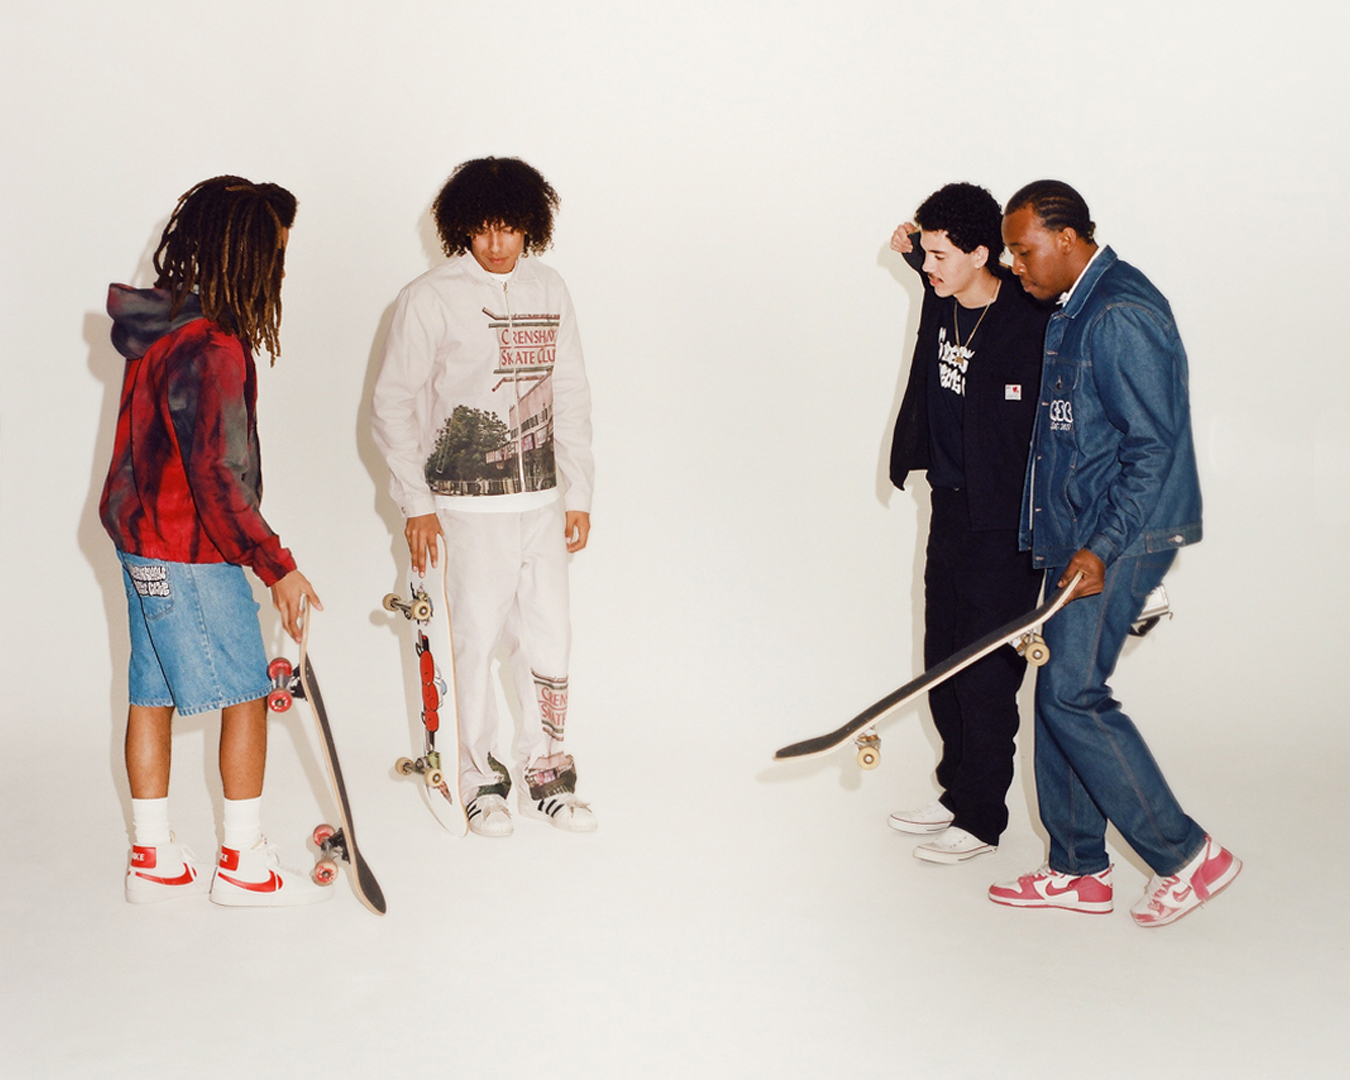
{"left": 1005, "top": 384, "right": 1022, "bottom": 400}
{"left": 128, "top": 564, "right": 170, "bottom": 598}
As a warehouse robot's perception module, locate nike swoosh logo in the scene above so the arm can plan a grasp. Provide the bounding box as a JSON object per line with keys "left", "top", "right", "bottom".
{"left": 135, "top": 866, "right": 197, "bottom": 886}
{"left": 1044, "top": 882, "right": 1078, "bottom": 896}
{"left": 217, "top": 870, "right": 283, "bottom": 893}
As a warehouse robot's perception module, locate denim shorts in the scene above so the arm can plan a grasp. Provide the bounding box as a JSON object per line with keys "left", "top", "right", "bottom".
{"left": 118, "top": 551, "right": 272, "bottom": 715}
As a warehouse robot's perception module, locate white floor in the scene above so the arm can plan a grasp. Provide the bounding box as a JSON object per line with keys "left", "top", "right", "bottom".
{"left": 3, "top": 681, "right": 1346, "bottom": 1080}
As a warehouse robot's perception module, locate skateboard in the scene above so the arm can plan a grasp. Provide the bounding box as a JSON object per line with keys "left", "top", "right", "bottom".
{"left": 1130, "top": 583, "right": 1170, "bottom": 637}
{"left": 266, "top": 607, "right": 388, "bottom": 915}
{"left": 773, "top": 572, "right": 1084, "bottom": 770}
{"left": 383, "top": 535, "right": 468, "bottom": 836}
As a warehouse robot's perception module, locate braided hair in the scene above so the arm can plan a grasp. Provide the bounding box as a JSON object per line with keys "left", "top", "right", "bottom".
{"left": 432, "top": 157, "right": 559, "bottom": 258}
{"left": 153, "top": 176, "right": 297, "bottom": 361}
{"left": 1005, "top": 180, "right": 1096, "bottom": 242}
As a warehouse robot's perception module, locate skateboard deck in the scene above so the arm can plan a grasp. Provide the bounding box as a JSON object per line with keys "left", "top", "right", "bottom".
{"left": 774, "top": 572, "right": 1084, "bottom": 769}
{"left": 266, "top": 609, "right": 387, "bottom": 915}
{"left": 383, "top": 535, "right": 468, "bottom": 836}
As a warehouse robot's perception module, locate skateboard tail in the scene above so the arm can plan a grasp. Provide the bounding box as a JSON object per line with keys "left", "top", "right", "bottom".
{"left": 295, "top": 619, "right": 388, "bottom": 915}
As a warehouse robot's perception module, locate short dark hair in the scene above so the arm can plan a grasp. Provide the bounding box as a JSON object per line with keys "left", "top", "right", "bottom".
{"left": 153, "top": 175, "right": 297, "bottom": 360}
{"left": 913, "top": 182, "right": 1004, "bottom": 263}
{"left": 1005, "top": 180, "right": 1096, "bottom": 242}
{"left": 432, "top": 157, "right": 560, "bottom": 258}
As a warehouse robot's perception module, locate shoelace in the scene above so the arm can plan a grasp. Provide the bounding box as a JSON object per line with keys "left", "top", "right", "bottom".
{"left": 1145, "top": 874, "right": 1183, "bottom": 912}
{"left": 541, "top": 793, "right": 591, "bottom": 814}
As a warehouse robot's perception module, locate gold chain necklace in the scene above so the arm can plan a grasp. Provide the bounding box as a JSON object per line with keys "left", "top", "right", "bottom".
{"left": 952, "top": 279, "right": 1000, "bottom": 350}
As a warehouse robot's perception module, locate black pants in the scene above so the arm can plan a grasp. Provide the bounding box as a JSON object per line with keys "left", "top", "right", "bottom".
{"left": 924, "top": 488, "right": 1044, "bottom": 845}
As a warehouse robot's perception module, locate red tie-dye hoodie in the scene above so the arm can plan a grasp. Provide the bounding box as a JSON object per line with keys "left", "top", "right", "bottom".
{"left": 100, "top": 284, "right": 296, "bottom": 586}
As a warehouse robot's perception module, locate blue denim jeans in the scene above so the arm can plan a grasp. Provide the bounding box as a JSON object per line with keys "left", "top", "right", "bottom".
{"left": 1035, "top": 550, "right": 1206, "bottom": 877}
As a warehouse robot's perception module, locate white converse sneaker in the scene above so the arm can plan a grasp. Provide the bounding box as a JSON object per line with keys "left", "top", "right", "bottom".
{"left": 125, "top": 835, "right": 209, "bottom": 904}
{"left": 520, "top": 791, "right": 597, "bottom": 832}
{"left": 887, "top": 800, "right": 955, "bottom": 835}
{"left": 466, "top": 793, "right": 513, "bottom": 838}
{"left": 913, "top": 826, "right": 996, "bottom": 864}
{"left": 209, "top": 837, "right": 333, "bottom": 907}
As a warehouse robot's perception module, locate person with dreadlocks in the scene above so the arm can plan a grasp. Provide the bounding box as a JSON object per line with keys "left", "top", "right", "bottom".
{"left": 372, "top": 157, "right": 597, "bottom": 837}
{"left": 101, "top": 175, "right": 329, "bottom": 906}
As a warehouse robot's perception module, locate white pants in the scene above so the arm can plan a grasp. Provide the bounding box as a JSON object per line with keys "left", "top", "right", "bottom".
{"left": 437, "top": 502, "right": 571, "bottom": 793}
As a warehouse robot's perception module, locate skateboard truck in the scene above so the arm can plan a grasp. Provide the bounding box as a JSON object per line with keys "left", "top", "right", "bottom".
{"left": 854, "top": 731, "right": 881, "bottom": 770}
{"left": 383, "top": 589, "right": 434, "bottom": 623}
{"left": 266, "top": 657, "right": 299, "bottom": 713}
{"left": 1014, "top": 631, "right": 1051, "bottom": 667}
{"left": 310, "top": 824, "right": 346, "bottom": 886}
{"left": 395, "top": 752, "right": 444, "bottom": 789}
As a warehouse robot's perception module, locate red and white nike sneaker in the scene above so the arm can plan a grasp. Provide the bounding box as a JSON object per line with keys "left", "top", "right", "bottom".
{"left": 988, "top": 864, "right": 1114, "bottom": 914}
{"left": 209, "top": 837, "right": 332, "bottom": 908}
{"left": 1130, "top": 835, "right": 1241, "bottom": 928}
{"left": 125, "top": 836, "right": 209, "bottom": 904}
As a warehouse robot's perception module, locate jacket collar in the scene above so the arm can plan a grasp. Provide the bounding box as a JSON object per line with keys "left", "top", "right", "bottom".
{"left": 1059, "top": 245, "right": 1117, "bottom": 318}
{"left": 457, "top": 250, "right": 536, "bottom": 286}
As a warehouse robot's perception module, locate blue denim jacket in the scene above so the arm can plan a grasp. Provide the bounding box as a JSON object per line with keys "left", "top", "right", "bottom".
{"left": 1019, "top": 247, "right": 1202, "bottom": 568}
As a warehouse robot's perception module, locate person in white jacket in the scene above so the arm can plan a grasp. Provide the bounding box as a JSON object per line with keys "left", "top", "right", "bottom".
{"left": 372, "top": 157, "right": 597, "bottom": 836}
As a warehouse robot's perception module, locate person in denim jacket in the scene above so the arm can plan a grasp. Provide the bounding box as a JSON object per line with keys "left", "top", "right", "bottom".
{"left": 986, "top": 181, "right": 1241, "bottom": 928}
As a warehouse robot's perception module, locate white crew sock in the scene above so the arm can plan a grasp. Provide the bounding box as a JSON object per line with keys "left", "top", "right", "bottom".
{"left": 222, "top": 796, "right": 263, "bottom": 850}
{"left": 131, "top": 797, "right": 171, "bottom": 847}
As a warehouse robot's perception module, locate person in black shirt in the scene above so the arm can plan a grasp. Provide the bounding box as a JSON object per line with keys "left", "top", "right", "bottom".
{"left": 885, "top": 182, "right": 1050, "bottom": 863}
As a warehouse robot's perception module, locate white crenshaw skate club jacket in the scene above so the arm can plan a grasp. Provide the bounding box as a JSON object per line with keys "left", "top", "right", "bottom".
{"left": 371, "top": 252, "right": 595, "bottom": 520}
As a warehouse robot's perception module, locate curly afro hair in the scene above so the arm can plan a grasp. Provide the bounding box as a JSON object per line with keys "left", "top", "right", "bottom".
{"left": 913, "top": 182, "right": 1004, "bottom": 264}
{"left": 432, "top": 157, "right": 560, "bottom": 258}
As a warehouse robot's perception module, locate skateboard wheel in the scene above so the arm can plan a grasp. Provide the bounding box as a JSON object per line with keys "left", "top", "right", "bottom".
{"left": 395, "top": 757, "right": 415, "bottom": 776}
{"left": 857, "top": 746, "right": 881, "bottom": 770}
{"left": 267, "top": 657, "right": 293, "bottom": 681}
{"left": 424, "top": 768, "right": 443, "bottom": 788}
{"left": 382, "top": 593, "right": 402, "bottom": 613}
{"left": 410, "top": 598, "right": 433, "bottom": 621}
{"left": 312, "top": 859, "right": 338, "bottom": 886}
{"left": 312, "top": 823, "right": 337, "bottom": 847}
{"left": 1024, "top": 638, "right": 1051, "bottom": 667}
{"left": 266, "top": 688, "right": 292, "bottom": 713}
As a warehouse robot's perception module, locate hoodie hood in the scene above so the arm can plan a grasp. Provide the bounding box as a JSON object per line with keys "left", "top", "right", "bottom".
{"left": 107, "top": 284, "right": 204, "bottom": 360}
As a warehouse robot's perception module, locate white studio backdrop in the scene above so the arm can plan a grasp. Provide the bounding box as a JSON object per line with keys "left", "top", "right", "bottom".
{"left": 1, "top": 0, "right": 1347, "bottom": 817}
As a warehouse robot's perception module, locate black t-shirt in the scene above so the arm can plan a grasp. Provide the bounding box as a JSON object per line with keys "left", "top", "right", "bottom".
{"left": 926, "top": 297, "right": 992, "bottom": 489}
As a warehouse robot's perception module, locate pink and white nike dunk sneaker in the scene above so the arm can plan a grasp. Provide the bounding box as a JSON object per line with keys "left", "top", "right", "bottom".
{"left": 988, "top": 864, "right": 1114, "bottom": 914}
{"left": 209, "top": 837, "right": 332, "bottom": 908}
{"left": 125, "top": 836, "right": 209, "bottom": 904}
{"left": 1130, "top": 835, "right": 1241, "bottom": 928}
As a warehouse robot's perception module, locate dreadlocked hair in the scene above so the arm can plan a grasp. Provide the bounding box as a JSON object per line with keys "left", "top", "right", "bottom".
{"left": 1005, "top": 180, "right": 1096, "bottom": 242}
{"left": 432, "top": 157, "right": 559, "bottom": 258}
{"left": 153, "top": 175, "right": 297, "bottom": 363}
